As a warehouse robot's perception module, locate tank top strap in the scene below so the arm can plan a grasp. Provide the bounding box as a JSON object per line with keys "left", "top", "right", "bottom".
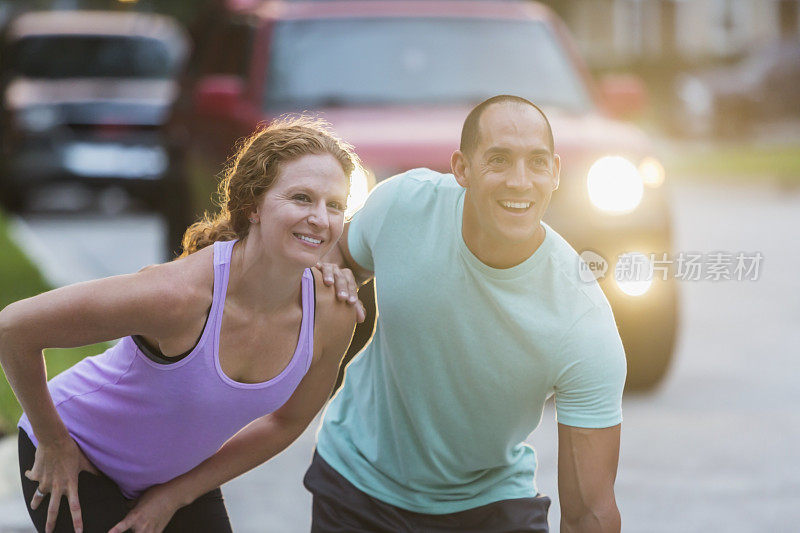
{"left": 209, "top": 240, "right": 237, "bottom": 324}
{"left": 300, "top": 268, "right": 316, "bottom": 373}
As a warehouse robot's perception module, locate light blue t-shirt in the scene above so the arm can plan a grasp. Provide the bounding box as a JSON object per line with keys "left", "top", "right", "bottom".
{"left": 317, "top": 169, "right": 626, "bottom": 514}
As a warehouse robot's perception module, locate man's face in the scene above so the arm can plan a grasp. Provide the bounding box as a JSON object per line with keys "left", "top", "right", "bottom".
{"left": 454, "top": 103, "right": 560, "bottom": 262}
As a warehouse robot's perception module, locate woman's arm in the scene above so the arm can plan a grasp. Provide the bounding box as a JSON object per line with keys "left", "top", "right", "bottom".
{"left": 0, "top": 261, "right": 201, "bottom": 433}
{"left": 0, "top": 253, "right": 210, "bottom": 533}
{"left": 109, "top": 274, "right": 357, "bottom": 533}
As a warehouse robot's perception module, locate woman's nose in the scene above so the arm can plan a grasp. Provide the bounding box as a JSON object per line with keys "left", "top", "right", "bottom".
{"left": 307, "top": 203, "right": 329, "bottom": 228}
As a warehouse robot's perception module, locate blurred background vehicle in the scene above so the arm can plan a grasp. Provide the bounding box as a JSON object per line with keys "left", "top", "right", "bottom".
{"left": 169, "top": 0, "right": 677, "bottom": 390}
{"left": 673, "top": 39, "right": 800, "bottom": 138}
{"left": 0, "top": 10, "right": 191, "bottom": 254}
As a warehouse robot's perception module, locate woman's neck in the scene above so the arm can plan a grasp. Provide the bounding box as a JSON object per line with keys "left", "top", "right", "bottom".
{"left": 226, "top": 238, "right": 304, "bottom": 314}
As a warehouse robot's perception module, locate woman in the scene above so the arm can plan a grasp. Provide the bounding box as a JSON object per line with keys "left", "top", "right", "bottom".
{"left": 0, "top": 116, "right": 362, "bottom": 532}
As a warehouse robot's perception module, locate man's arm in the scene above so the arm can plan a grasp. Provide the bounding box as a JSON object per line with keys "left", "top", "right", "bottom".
{"left": 320, "top": 222, "right": 374, "bottom": 285}
{"left": 557, "top": 423, "right": 621, "bottom": 533}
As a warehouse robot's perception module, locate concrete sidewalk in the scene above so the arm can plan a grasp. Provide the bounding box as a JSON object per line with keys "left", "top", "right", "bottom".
{"left": 0, "top": 433, "right": 32, "bottom": 532}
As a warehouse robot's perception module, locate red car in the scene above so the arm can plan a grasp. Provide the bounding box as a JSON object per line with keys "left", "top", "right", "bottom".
{"left": 171, "top": 0, "right": 677, "bottom": 390}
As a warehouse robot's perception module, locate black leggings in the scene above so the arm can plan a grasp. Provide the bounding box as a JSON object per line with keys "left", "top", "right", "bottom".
{"left": 18, "top": 430, "right": 233, "bottom": 533}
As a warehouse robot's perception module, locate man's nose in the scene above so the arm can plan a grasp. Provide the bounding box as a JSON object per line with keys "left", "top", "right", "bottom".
{"left": 506, "top": 160, "right": 532, "bottom": 190}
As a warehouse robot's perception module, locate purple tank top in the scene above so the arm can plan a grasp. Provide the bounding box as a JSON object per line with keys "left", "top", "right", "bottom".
{"left": 19, "top": 239, "right": 315, "bottom": 498}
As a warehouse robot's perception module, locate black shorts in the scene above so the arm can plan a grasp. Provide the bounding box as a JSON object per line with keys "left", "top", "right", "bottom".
{"left": 303, "top": 450, "right": 551, "bottom": 533}
{"left": 18, "top": 429, "right": 232, "bottom": 533}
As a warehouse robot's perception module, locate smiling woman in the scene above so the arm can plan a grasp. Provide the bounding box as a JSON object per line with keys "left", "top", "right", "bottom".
{"left": 0, "top": 116, "right": 363, "bottom": 533}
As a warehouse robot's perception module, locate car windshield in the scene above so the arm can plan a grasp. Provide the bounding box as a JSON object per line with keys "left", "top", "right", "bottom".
{"left": 265, "top": 18, "right": 593, "bottom": 111}
{"left": 10, "top": 35, "right": 178, "bottom": 79}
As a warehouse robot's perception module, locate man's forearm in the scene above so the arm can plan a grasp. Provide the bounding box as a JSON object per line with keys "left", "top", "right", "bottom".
{"left": 165, "top": 414, "right": 306, "bottom": 507}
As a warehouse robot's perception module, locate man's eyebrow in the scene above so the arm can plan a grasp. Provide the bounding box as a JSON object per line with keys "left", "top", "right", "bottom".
{"left": 483, "top": 146, "right": 512, "bottom": 155}
{"left": 483, "top": 146, "right": 552, "bottom": 157}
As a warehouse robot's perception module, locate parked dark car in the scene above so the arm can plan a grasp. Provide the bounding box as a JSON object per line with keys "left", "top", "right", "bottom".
{"left": 674, "top": 39, "right": 800, "bottom": 138}
{"left": 170, "top": 0, "right": 678, "bottom": 390}
{"left": 0, "top": 11, "right": 192, "bottom": 254}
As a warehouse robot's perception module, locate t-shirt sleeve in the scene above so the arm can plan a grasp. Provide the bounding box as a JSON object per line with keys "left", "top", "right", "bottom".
{"left": 347, "top": 174, "right": 404, "bottom": 272}
{"left": 553, "top": 304, "right": 627, "bottom": 428}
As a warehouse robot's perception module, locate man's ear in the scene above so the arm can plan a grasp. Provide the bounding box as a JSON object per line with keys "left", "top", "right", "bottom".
{"left": 451, "top": 150, "right": 469, "bottom": 188}
{"left": 552, "top": 153, "right": 561, "bottom": 191}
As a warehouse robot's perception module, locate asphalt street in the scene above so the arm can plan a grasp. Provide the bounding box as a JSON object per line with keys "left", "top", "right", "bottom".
{"left": 0, "top": 180, "right": 798, "bottom": 532}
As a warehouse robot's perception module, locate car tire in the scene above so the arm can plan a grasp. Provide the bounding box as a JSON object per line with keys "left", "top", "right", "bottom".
{"left": 150, "top": 155, "right": 194, "bottom": 260}
{"left": 162, "top": 181, "right": 193, "bottom": 260}
{"left": 621, "top": 278, "right": 680, "bottom": 391}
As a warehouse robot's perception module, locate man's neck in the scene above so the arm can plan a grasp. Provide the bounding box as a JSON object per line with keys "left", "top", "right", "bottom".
{"left": 461, "top": 216, "right": 546, "bottom": 270}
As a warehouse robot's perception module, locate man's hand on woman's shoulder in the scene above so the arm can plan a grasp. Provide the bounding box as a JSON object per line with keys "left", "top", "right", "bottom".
{"left": 314, "top": 263, "right": 365, "bottom": 323}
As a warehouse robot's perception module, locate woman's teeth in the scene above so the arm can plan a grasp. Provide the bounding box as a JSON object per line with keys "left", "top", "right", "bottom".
{"left": 295, "top": 234, "right": 322, "bottom": 244}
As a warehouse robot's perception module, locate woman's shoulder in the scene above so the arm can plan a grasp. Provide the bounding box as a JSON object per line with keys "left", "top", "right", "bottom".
{"left": 134, "top": 246, "right": 216, "bottom": 326}
{"left": 309, "top": 267, "right": 358, "bottom": 349}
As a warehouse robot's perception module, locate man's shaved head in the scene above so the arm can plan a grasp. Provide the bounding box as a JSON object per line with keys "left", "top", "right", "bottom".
{"left": 460, "top": 95, "right": 554, "bottom": 157}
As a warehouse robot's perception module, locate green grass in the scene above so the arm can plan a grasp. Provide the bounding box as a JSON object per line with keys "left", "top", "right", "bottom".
{"left": 0, "top": 212, "right": 50, "bottom": 310}
{"left": 0, "top": 211, "right": 108, "bottom": 434}
{"left": 665, "top": 144, "right": 800, "bottom": 185}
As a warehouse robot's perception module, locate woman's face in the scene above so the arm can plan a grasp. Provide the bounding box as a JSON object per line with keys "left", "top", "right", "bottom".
{"left": 251, "top": 153, "right": 349, "bottom": 268}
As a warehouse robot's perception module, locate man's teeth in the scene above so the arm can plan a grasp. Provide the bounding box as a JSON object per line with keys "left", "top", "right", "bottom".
{"left": 500, "top": 201, "right": 532, "bottom": 209}
{"left": 296, "top": 234, "right": 322, "bottom": 244}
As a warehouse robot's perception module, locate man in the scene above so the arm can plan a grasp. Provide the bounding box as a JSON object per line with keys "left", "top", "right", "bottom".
{"left": 310, "top": 95, "right": 626, "bottom": 532}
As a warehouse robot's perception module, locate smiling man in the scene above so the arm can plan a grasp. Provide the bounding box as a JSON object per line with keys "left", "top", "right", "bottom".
{"left": 308, "top": 95, "right": 627, "bottom": 532}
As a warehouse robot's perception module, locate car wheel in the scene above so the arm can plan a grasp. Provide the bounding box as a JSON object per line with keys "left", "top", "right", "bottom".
{"left": 149, "top": 161, "right": 194, "bottom": 260}
{"left": 620, "top": 278, "right": 679, "bottom": 391}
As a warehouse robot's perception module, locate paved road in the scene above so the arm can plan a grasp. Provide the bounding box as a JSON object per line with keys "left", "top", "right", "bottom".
{"left": 1, "top": 181, "right": 798, "bottom": 532}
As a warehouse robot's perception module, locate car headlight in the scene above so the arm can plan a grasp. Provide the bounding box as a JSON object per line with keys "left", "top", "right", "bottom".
{"left": 614, "top": 252, "right": 653, "bottom": 296}
{"left": 345, "top": 165, "right": 372, "bottom": 218}
{"left": 638, "top": 157, "right": 665, "bottom": 188}
{"left": 587, "top": 156, "right": 644, "bottom": 214}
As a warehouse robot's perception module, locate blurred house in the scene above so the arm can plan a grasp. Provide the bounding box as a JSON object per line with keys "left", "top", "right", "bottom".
{"left": 539, "top": 0, "right": 800, "bottom": 135}
{"left": 544, "top": 0, "right": 800, "bottom": 67}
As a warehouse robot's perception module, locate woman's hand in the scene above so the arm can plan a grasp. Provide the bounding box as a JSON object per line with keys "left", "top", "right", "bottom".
{"left": 109, "top": 483, "right": 182, "bottom": 533}
{"left": 25, "top": 435, "right": 100, "bottom": 533}
{"left": 315, "top": 262, "right": 366, "bottom": 323}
